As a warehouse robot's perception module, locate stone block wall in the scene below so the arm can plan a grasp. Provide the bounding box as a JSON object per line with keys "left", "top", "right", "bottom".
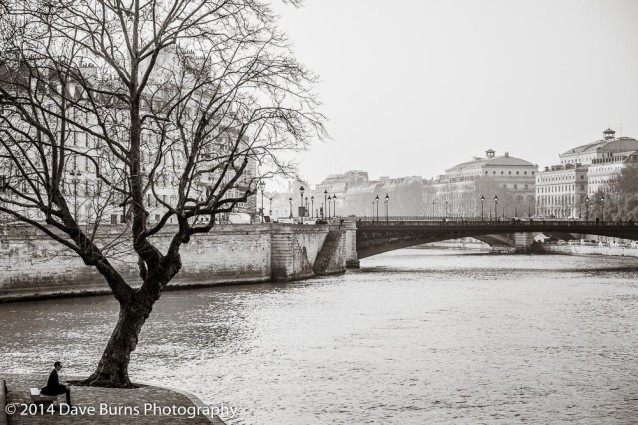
{"left": 0, "top": 223, "right": 345, "bottom": 301}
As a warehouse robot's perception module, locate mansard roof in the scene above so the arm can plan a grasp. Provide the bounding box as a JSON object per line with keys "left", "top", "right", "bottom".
{"left": 561, "top": 137, "right": 638, "bottom": 156}
{"left": 446, "top": 154, "right": 534, "bottom": 173}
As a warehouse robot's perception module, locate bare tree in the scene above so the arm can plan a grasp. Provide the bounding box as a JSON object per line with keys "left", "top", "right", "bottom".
{"left": 0, "top": 0, "right": 325, "bottom": 387}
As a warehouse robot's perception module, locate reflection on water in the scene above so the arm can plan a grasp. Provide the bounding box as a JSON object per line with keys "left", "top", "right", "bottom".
{"left": 1, "top": 249, "right": 638, "bottom": 424}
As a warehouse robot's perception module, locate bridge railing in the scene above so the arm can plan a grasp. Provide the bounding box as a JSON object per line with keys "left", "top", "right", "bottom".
{"left": 356, "top": 217, "right": 637, "bottom": 228}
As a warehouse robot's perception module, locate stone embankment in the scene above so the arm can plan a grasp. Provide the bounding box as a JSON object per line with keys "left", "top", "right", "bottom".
{"left": 0, "top": 220, "right": 358, "bottom": 302}
{"left": 0, "top": 373, "right": 226, "bottom": 424}
{"left": 535, "top": 243, "right": 638, "bottom": 257}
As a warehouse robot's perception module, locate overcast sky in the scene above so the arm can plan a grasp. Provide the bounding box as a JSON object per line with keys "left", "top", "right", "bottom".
{"left": 272, "top": 0, "right": 638, "bottom": 187}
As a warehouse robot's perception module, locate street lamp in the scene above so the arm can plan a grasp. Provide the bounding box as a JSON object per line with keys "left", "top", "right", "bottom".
{"left": 480, "top": 195, "right": 485, "bottom": 221}
{"left": 494, "top": 195, "right": 498, "bottom": 221}
{"left": 259, "top": 180, "right": 266, "bottom": 223}
{"left": 432, "top": 200, "right": 435, "bottom": 219}
{"left": 299, "top": 186, "right": 305, "bottom": 223}
{"left": 69, "top": 169, "right": 81, "bottom": 221}
{"left": 311, "top": 196, "right": 314, "bottom": 218}
{"left": 585, "top": 196, "right": 589, "bottom": 222}
{"left": 445, "top": 200, "right": 448, "bottom": 218}
{"left": 600, "top": 194, "right": 605, "bottom": 222}
{"left": 333, "top": 194, "right": 337, "bottom": 217}
{"left": 327, "top": 195, "right": 332, "bottom": 219}
{"left": 305, "top": 196, "right": 308, "bottom": 216}
{"left": 288, "top": 197, "right": 293, "bottom": 218}
{"left": 269, "top": 197, "right": 273, "bottom": 217}
{"left": 375, "top": 194, "right": 379, "bottom": 222}
{"left": 385, "top": 193, "right": 389, "bottom": 222}
{"left": 323, "top": 190, "right": 328, "bottom": 219}
{"left": 371, "top": 200, "right": 375, "bottom": 220}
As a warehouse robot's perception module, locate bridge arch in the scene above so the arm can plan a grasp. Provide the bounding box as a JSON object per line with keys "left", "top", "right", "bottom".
{"left": 355, "top": 219, "right": 638, "bottom": 259}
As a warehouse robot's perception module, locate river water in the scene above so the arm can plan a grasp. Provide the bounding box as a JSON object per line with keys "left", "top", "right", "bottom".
{"left": 1, "top": 249, "right": 638, "bottom": 424}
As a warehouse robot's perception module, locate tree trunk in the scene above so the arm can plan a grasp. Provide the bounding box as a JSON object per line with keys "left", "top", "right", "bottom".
{"left": 81, "top": 296, "right": 155, "bottom": 387}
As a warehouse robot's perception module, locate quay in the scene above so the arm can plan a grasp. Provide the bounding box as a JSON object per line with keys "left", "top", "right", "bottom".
{"left": 2, "top": 218, "right": 637, "bottom": 302}
{"left": 0, "top": 373, "right": 227, "bottom": 424}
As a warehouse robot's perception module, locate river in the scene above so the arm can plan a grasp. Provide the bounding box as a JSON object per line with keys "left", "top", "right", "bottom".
{"left": 1, "top": 249, "right": 638, "bottom": 424}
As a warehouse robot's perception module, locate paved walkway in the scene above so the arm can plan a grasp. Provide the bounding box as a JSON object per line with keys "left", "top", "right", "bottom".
{"left": 1, "top": 374, "right": 226, "bottom": 425}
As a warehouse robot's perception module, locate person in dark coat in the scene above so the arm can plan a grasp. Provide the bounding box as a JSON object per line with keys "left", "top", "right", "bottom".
{"left": 41, "top": 361, "right": 72, "bottom": 406}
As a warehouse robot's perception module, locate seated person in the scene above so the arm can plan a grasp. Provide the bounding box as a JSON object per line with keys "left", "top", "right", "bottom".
{"left": 41, "top": 361, "right": 72, "bottom": 406}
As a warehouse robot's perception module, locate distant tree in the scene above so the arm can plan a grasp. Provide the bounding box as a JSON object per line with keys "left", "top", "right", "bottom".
{"left": 475, "top": 178, "right": 519, "bottom": 219}
{"left": 0, "top": 0, "right": 324, "bottom": 387}
{"left": 592, "top": 165, "right": 638, "bottom": 220}
{"left": 387, "top": 180, "right": 425, "bottom": 216}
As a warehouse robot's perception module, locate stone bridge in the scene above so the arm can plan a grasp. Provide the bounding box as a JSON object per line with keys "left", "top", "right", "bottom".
{"left": 353, "top": 218, "right": 638, "bottom": 260}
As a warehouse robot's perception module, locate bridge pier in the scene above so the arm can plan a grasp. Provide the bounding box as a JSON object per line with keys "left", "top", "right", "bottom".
{"left": 344, "top": 217, "right": 360, "bottom": 268}
{"left": 514, "top": 232, "right": 533, "bottom": 253}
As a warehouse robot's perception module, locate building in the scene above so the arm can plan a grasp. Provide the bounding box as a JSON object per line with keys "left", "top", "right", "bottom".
{"left": 535, "top": 164, "right": 588, "bottom": 219}
{"left": 588, "top": 150, "right": 638, "bottom": 195}
{"left": 536, "top": 129, "right": 638, "bottom": 218}
{"left": 0, "top": 47, "right": 259, "bottom": 226}
{"left": 430, "top": 150, "right": 538, "bottom": 219}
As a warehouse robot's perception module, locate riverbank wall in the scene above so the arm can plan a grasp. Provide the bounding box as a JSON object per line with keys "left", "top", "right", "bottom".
{"left": 0, "top": 221, "right": 355, "bottom": 302}
{"left": 418, "top": 239, "right": 490, "bottom": 251}
{"left": 535, "top": 243, "right": 638, "bottom": 257}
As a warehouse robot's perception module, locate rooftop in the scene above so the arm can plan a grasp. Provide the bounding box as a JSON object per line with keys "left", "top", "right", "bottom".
{"left": 446, "top": 151, "right": 535, "bottom": 173}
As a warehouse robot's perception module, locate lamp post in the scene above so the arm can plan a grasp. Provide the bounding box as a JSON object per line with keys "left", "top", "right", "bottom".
{"left": 480, "top": 195, "right": 485, "bottom": 221}
{"left": 69, "top": 169, "right": 81, "bottom": 221}
{"left": 432, "top": 201, "right": 435, "bottom": 219}
{"left": 494, "top": 195, "right": 498, "bottom": 221}
{"left": 259, "top": 181, "right": 266, "bottom": 223}
{"left": 585, "top": 196, "right": 589, "bottom": 222}
{"left": 385, "top": 193, "right": 389, "bottom": 222}
{"left": 375, "top": 195, "right": 379, "bottom": 221}
{"left": 305, "top": 196, "right": 308, "bottom": 216}
{"left": 600, "top": 194, "right": 605, "bottom": 222}
{"left": 371, "top": 200, "right": 375, "bottom": 220}
{"left": 323, "top": 190, "right": 327, "bottom": 219}
{"left": 288, "top": 197, "right": 292, "bottom": 218}
{"left": 311, "top": 196, "right": 314, "bottom": 218}
{"left": 327, "top": 195, "right": 331, "bottom": 219}
{"left": 333, "top": 194, "right": 337, "bottom": 217}
{"left": 445, "top": 200, "right": 448, "bottom": 218}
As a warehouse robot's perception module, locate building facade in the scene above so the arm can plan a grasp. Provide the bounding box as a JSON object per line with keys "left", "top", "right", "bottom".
{"left": 430, "top": 150, "right": 538, "bottom": 219}
{"left": 536, "top": 129, "right": 638, "bottom": 218}
{"left": 0, "top": 47, "right": 259, "bottom": 226}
